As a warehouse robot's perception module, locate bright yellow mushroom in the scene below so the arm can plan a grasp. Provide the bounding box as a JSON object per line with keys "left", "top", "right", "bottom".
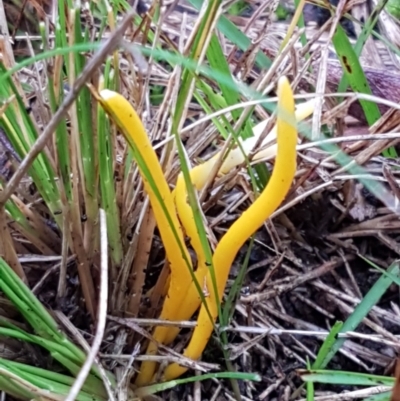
{"left": 98, "top": 90, "right": 194, "bottom": 386}
{"left": 100, "top": 78, "right": 310, "bottom": 385}
{"left": 162, "top": 76, "right": 298, "bottom": 381}
{"left": 163, "top": 98, "right": 314, "bottom": 346}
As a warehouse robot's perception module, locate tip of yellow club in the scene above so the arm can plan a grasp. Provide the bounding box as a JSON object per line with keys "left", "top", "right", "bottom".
{"left": 99, "top": 89, "right": 115, "bottom": 100}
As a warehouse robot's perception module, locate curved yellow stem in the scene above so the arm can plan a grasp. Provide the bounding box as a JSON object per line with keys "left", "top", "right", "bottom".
{"left": 99, "top": 90, "right": 193, "bottom": 386}
{"left": 163, "top": 98, "right": 314, "bottom": 346}
{"left": 162, "top": 76, "right": 298, "bottom": 380}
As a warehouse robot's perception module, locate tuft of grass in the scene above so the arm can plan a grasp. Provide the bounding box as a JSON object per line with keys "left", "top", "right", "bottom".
{"left": 0, "top": 257, "right": 113, "bottom": 400}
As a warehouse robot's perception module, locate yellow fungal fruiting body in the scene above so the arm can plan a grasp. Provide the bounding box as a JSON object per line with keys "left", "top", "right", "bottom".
{"left": 163, "top": 96, "right": 313, "bottom": 347}
{"left": 100, "top": 76, "right": 310, "bottom": 385}
{"left": 99, "top": 90, "right": 194, "bottom": 386}
{"left": 162, "top": 76, "right": 298, "bottom": 381}
{"left": 164, "top": 173, "right": 211, "bottom": 344}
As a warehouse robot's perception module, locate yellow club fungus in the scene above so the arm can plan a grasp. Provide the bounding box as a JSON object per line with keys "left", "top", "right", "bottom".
{"left": 100, "top": 76, "right": 311, "bottom": 385}
{"left": 163, "top": 98, "right": 314, "bottom": 346}
{"left": 162, "top": 76, "right": 298, "bottom": 381}
{"left": 99, "top": 90, "right": 194, "bottom": 386}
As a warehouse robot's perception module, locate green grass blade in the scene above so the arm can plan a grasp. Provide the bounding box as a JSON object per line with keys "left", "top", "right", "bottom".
{"left": 0, "top": 324, "right": 107, "bottom": 393}
{"left": 0, "top": 258, "right": 110, "bottom": 384}
{"left": 71, "top": 6, "right": 97, "bottom": 199}
{"left": 57, "top": 0, "right": 69, "bottom": 51}
{"left": 0, "top": 373, "right": 39, "bottom": 400}
{"left": 358, "top": 254, "right": 400, "bottom": 286}
{"left": 300, "top": 369, "right": 394, "bottom": 387}
{"left": 387, "top": 0, "right": 400, "bottom": 17}
{"left": 306, "top": 358, "right": 314, "bottom": 401}
{"left": 318, "top": 261, "right": 400, "bottom": 368}
{"left": 170, "top": 0, "right": 225, "bottom": 325}
{"left": 312, "top": 321, "right": 343, "bottom": 368}
{"left": 331, "top": 25, "right": 381, "bottom": 126}
{"left": 137, "top": 371, "right": 261, "bottom": 395}
{"left": 187, "top": 0, "right": 271, "bottom": 69}
{"left": 294, "top": 0, "right": 308, "bottom": 48}
{"left": 69, "top": 7, "right": 99, "bottom": 259}
{"left": 206, "top": 34, "right": 242, "bottom": 121}
{"left": 338, "top": 0, "right": 386, "bottom": 81}
{"left": 97, "top": 61, "right": 123, "bottom": 268}
{"left": 0, "top": 65, "right": 62, "bottom": 224}
{"left": 0, "top": 258, "right": 60, "bottom": 337}
{"left": 222, "top": 236, "right": 254, "bottom": 324}
{"left": 0, "top": 358, "right": 107, "bottom": 400}
{"left": 47, "top": 24, "right": 73, "bottom": 202}
{"left": 0, "top": 42, "right": 102, "bottom": 87}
